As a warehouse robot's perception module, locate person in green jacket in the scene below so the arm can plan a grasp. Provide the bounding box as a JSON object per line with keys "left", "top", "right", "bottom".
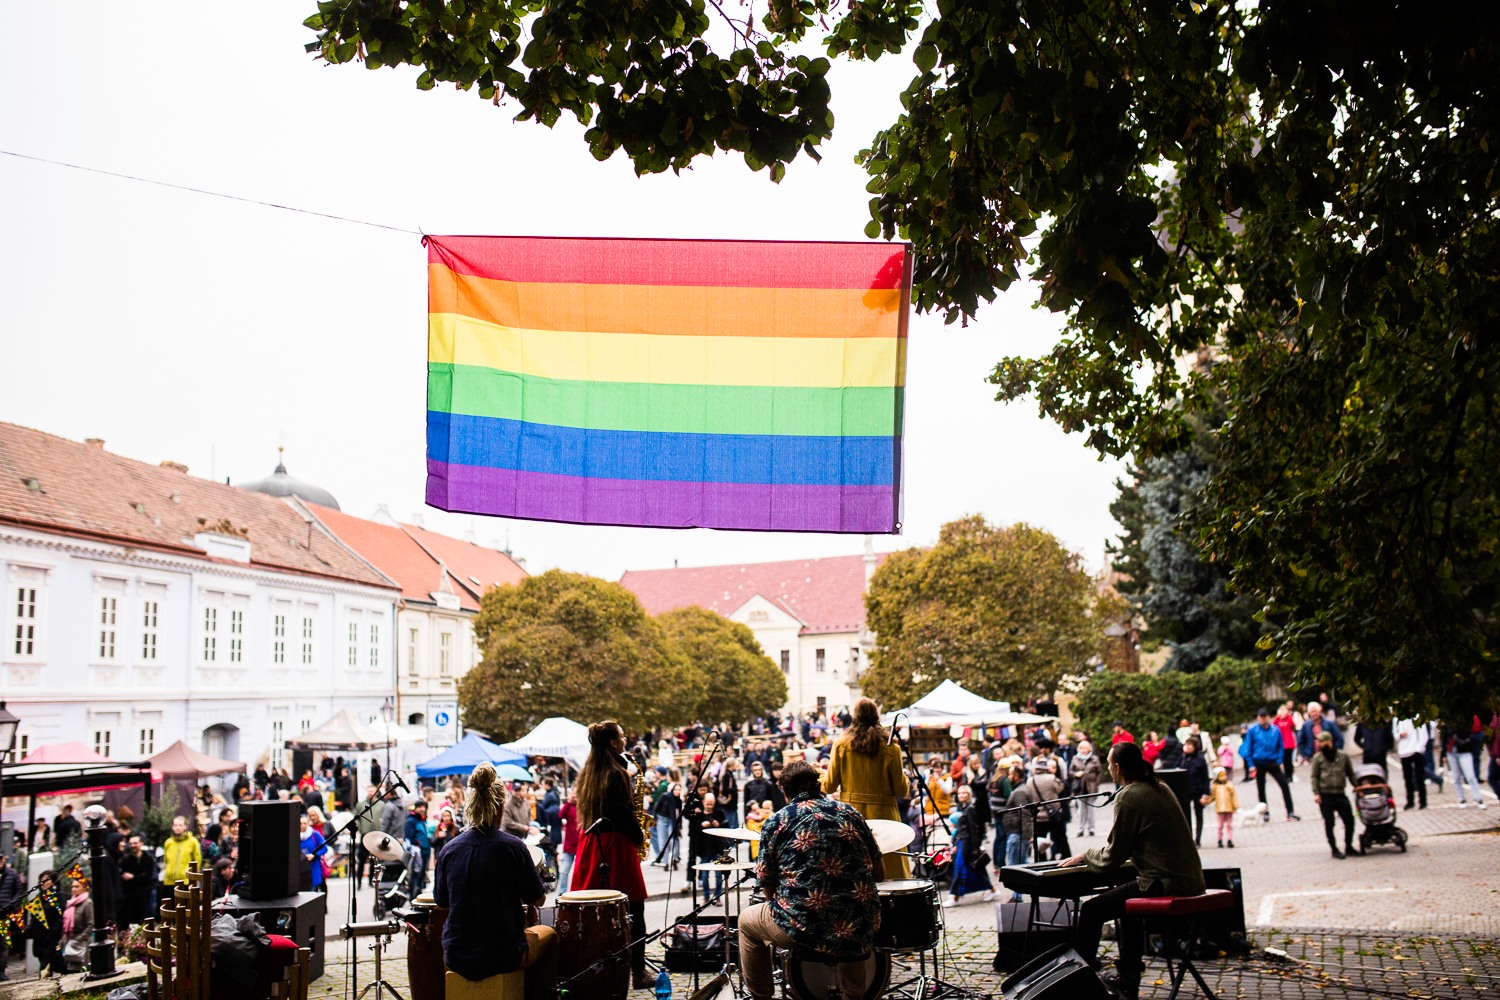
{"left": 1310, "top": 730, "right": 1361, "bottom": 858}
{"left": 1059, "top": 741, "right": 1204, "bottom": 999}
{"left": 161, "top": 815, "right": 203, "bottom": 890}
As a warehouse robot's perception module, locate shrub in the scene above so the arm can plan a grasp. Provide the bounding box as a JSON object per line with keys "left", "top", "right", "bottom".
{"left": 1073, "top": 656, "right": 1282, "bottom": 741}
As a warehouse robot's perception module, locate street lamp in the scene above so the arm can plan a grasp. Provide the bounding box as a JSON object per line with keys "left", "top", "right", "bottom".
{"left": 0, "top": 701, "right": 18, "bottom": 850}
{"left": 380, "top": 696, "right": 395, "bottom": 777}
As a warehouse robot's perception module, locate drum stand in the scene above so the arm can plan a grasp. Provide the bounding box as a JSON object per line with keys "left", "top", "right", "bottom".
{"left": 342, "top": 920, "right": 404, "bottom": 1000}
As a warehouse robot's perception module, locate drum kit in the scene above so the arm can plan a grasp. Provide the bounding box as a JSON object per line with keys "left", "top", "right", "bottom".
{"left": 686, "top": 818, "right": 957, "bottom": 1000}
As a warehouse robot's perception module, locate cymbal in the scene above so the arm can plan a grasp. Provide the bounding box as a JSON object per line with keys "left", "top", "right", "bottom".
{"left": 705, "top": 827, "right": 760, "bottom": 842}
{"left": 694, "top": 860, "right": 756, "bottom": 872}
{"left": 867, "top": 819, "right": 916, "bottom": 854}
{"left": 361, "top": 830, "right": 407, "bottom": 862}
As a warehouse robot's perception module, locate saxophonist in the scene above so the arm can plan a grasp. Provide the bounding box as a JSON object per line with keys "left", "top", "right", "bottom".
{"left": 572, "top": 720, "right": 650, "bottom": 989}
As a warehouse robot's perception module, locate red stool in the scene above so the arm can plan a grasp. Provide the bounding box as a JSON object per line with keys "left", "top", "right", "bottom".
{"left": 1123, "top": 889, "right": 1234, "bottom": 999}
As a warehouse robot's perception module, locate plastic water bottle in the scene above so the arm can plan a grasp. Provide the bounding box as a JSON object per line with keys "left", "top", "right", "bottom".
{"left": 654, "top": 966, "right": 672, "bottom": 999}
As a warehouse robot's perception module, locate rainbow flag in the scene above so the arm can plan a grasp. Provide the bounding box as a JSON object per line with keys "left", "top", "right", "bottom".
{"left": 425, "top": 235, "right": 910, "bottom": 532}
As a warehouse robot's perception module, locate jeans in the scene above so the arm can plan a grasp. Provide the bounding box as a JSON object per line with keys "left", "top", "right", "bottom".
{"left": 1318, "top": 792, "right": 1355, "bottom": 848}
{"left": 1075, "top": 799, "right": 1096, "bottom": 835}
{"left": 1253, "top": 759, "right": 1295, "bottom": 816}
{"left": 1450, "top": 751, "right": 1484, "bottom": 803}
{"left": 1189, "top": 799, "right": 1205, "bottom": 844}
{"left": 650, "top": 813, "right": 664, "bottom": 860}
{"left": 722, "top": 808, "right": 739, "bottom": 829}
{"left": 698, "top": 863, "right": 725, "bottom": 899}
{"left": 654, "top": 816, "right": 680, "bottom": 863}
{"left": 558, "top": 851, "right": 574, "bottom": 892}
{"left": 1400, "top": 754, "right": 1427, "bottom": 809}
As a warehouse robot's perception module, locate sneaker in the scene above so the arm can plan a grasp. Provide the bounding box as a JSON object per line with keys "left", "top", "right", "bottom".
{"left": 1331, "top": 848, "right": 1345, "bottom": 859}
{"left": 1217, "top": 839, "right": 1223, "bottom": 848}
{"left": 1010, "top": 893, "right": 1024, "bottom": 903}
{"left": 943, "top": 896, "right": 960, "bottom": 908}
{"left": 1477, "top": 801, "right": 1488, "bottom": 810}
{"left": 1457, "top": 801, "right": 1469, "bottom": 808}
{"left": 1262, "top": 813, "right": 1271, "bottom": 823}
{"left": 1288, "top": 813, "right": 1302, "bottom": 821}
{"left": 1227, "top": 840, "right": 1234, "bottom": 848}
{"left": 982, "top": 890, "right": 998, "bottom": 902}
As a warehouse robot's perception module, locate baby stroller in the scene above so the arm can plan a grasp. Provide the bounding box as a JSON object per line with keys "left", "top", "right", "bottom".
{"left": 1353, "top": 763, "right": 1408, "bottom": 853}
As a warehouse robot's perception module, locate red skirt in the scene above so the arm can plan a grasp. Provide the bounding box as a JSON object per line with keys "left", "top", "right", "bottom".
{"left": 571, "top": 830, "right": 648, "bottom": 902}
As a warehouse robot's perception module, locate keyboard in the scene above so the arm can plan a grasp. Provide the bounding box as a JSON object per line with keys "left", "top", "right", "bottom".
{"left": 998, "top": 861, "right": 1136, "bottom": 898}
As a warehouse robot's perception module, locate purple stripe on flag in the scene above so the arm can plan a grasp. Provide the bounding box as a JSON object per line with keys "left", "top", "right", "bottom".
{"left": 427, "top": 460, "right": 898, "bottom": 533}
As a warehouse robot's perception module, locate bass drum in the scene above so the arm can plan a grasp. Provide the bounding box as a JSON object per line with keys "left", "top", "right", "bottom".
{"left": 783, "top": 950, "right": 890, "bottom": 1000}
{"left": 556, "top": 889, "right": 630, "bottom": 1000}
{"left": 875, "top": 878, "right": 941, "bottom": 952}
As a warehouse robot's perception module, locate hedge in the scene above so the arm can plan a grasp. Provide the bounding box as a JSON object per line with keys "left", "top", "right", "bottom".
{"left": 1071, "top": 657, "right": 1283, "bottom": 742}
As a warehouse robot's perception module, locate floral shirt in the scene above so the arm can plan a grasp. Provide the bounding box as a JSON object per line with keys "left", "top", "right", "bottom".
{"left": 755, "top": 791, "right": 882, "bottom": 959}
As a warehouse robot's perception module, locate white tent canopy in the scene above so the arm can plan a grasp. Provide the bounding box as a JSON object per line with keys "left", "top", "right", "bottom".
{"left": 286, "top": 709, "right": 395, "bottom": 751}
{"left": 501, "top": 717, "right": 591, "bottom": 771}
{"left": 882, "top": 679, "right": 1055, "bottom": 728}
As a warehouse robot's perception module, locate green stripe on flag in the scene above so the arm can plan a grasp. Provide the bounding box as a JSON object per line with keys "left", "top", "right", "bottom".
{"left": 428, "top": 363, "right": 902, "bottom": 437}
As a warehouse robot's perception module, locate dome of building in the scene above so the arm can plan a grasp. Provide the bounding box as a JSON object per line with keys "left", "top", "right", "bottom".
{"left": 236, "top": 449, "right": 341, "bottom": 510}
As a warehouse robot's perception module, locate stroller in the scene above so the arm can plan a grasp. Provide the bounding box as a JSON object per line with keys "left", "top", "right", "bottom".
{"left": 1353, "top": 763, "right": 1408, "bottom": 853}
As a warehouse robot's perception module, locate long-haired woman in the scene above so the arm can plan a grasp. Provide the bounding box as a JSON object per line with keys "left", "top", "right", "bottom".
{"left": 821, "top": 697, "right": 911, "bottom": 878}
{"left": 571, "top": 720, "right": 650, "bottom": 988}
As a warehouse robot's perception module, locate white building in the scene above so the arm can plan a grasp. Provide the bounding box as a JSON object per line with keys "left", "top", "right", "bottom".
{"left": 298, "top": 502, "right": 527, "bottom": 733}
{"left": 621, "top": 546, "right": 889, "bottom": 714}
{"left": 0, "top": 424, "right": 399, "bottom": 792}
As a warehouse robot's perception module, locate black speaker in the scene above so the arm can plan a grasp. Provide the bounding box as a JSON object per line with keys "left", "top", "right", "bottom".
{"left": 213, "top": 891, "right": 327, "bottom": 980}
{"left": 992, "top": 899, "right": 1075, "bottom": 971}
{"left": 1187, "top": 865, "right": 1248, "bottom": 955}
{"left": 1001, "top": 944, "right": 1112, "bottom": 999}
{"left": 237, "top": 799, "right": 299, "bottom": 901}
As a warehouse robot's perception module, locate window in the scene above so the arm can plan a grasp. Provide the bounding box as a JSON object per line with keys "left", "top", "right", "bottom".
{"left": 348, "top": 621, "right": 359, "bottom": 666}
{"left": 202, "top": 606, "right": 218, "bottom": 662}
{"left": 271, "top": 719, "right": 285, "bottom": 770}
{"left": 141, "top": 600, "right": 159, "bottom": 660}
{"left": 93, "top": 729, "right": 113, "bottom": 757}
{"left": 96, "top": 595, "right": 118, "bottom": 659}
{"left": 780, "top": 650, "right": 790, "bottom": 673}
{"left": 369, "top": 623, "right": 380, "bottom": 668}
{"left": 302, "top": 615, "right": 314, "bottom": 665}
{"left": 228, "top": 609, "right": 244, "bottom": 663}
{"left": 138, "top": 727, "right": 156, "bottom": 756}
{"left": 13, "top": 585, "right": 38, "bottom": 656}
{"left": 273, "top": 613, "right": 286, "bottom": 664}
{"left": 301, "top": 718, "right": 312, "bottom": 732}
{"left": 407, "top": 628, "right": 419, "bottom": 676}
{"left": 815, "top": 648, "right": 826, "bottom": 673}
{"left": 10, "top": 733, "right": 29, "bottom": 765}
{"left": 439, "top": 633, "right": 452, "bottom": 677}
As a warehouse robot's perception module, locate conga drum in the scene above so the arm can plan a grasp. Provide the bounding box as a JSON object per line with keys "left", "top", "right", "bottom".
{"left": 403, "top": 895, "right": 446, "bottom": 1000}
{"left": 555, "top": 889, "right": 630, "bottom": 999}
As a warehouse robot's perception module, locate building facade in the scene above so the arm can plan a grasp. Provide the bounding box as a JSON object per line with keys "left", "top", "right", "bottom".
{"left": 620, "top": 546, "right": 889, "bottom": 714}
{"left": 0, "top": 425, "right": 400, "bottom": 787}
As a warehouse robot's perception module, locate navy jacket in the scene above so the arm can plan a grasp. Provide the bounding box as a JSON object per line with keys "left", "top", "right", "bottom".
{"left": 1296, "top": 718, "right": 1345, "bottom": 759}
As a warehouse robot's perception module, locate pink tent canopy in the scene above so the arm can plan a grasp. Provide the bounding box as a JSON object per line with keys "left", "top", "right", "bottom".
{"left": 148, "top": 740, "right": 245, "bottom": 778}
{"left": 20, "top": 741, "right": 117, "bottom": 766}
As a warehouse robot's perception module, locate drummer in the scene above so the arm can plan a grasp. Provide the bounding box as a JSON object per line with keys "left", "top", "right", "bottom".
{"left": 433, "top": 762, "right": 556, "bottom": 1000}
{"left": 821, "top": 697, "right": 912, "bottom": 878}
{"left": 741, "top": 761, "right": 883, "bottom": 1000}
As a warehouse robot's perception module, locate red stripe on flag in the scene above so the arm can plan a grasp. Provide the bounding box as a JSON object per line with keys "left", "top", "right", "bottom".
{"left": 425, "top": 235, "right": 909, "bottom": 290}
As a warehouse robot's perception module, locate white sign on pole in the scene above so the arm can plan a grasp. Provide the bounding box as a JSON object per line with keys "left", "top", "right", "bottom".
{"left": 427, "top": 701, "right": 459, "bottom": 747}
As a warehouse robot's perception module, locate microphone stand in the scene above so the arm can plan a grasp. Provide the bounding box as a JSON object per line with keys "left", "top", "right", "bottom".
{"left": 305, "top": 775, "right": 397, "bottom": 1000}
{"left": 680, "top": 730, "right": 724, "bottom": 995}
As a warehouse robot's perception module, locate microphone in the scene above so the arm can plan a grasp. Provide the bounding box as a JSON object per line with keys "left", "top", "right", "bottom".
{"left": 384, "top": 770, "right": 411, "bottom": 796}
{"left": 585, "top": 816, "right": 613, "bottom": 836}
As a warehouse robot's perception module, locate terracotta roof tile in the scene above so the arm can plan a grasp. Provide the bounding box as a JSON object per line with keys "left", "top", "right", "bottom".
{"left": 620, "top": 553, "right": 888, "bottom": 634}
{"left": 303, "top": 504, "right": 450, "bottom": 605}
{"left": 401, "top": 524, "right": 528, "bottom": 609}
{"left": 0, "top": 422, "right": 394, "bottom": 589}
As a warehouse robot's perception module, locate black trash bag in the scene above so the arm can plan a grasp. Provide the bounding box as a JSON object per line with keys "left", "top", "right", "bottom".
{"left": 211, "top": 912, "right": 270, "bottom": 984}
{"left": 106, "top": 987, "right": 150, "bottom": 1000}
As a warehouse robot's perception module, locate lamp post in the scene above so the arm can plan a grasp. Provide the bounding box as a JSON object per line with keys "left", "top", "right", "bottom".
{"left": 80, "top": 804, "right": 116, "bottom": 980}
{"left": 380, "top": 696, "right": 395, "bottom": 777}
{"left": 0, "top": 702, "right": 18, "bottom": 855}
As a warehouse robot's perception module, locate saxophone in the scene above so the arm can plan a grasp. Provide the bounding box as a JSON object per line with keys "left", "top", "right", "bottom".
{"left": 627, "top": 749, "right": 653, "bottom": 861}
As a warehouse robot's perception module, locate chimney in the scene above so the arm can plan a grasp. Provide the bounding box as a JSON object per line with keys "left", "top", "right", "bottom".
{"left": 863, "top": 535, "right": 878, "bottom": 589}
{"left": 371, "top": 504, "right": 400, "bottom": 526}
{"left": 160, "top": 460, "right": 189, "bottom": 473}
{"left": 85, "top": 438, "right": 105, "bottom": 450}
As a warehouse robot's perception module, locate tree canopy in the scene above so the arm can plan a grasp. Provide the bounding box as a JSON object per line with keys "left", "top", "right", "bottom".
{"left": 657, "top": 606, "right": 789, "bottom": 725}
{"left": 461, "top": 569, "right": 703, "bottom": 738}
{"left": 861, "top": 515, "right": 1100, "bottom": 708}
{"left": 308, "top": 1, "right": 1500, "bottom": 717}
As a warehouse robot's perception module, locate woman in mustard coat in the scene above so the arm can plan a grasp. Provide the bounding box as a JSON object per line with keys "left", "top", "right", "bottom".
{"left": 822, "top": 697, "right": 912, "bottom": 879}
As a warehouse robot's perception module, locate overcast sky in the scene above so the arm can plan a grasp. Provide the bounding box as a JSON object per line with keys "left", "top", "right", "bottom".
{"left": 0, "top": 3, "right": 1127, "bottom": 579}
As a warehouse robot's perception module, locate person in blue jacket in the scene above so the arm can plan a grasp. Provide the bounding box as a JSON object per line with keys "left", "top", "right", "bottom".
{"left": 1240, "top": 708, "right": 1301, "bottom": 823}
{"left": 405, "top": 800, "right": 432, "bottom": 895}
{"left": 1295, "top": 701, "right": 1345, "bottom": 761}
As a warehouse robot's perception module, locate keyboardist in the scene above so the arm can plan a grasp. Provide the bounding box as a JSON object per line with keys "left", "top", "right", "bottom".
{"left": 1057, "top": 740, "right": 1204, "bottom": 999}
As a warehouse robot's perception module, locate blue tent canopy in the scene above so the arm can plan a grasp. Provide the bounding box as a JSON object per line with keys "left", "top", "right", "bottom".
{"left": 416, "top": 732, "right": 527, "bottom": 778}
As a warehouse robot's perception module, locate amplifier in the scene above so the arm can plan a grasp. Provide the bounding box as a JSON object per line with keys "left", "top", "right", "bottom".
{"left": 237, "top": 799, "right": 300, "bottom": 901}
{"left": 214, "top": 891, "right": 328, "bottom": 980}
{"left": 992, "top": 898, "right": 1075, "bottom": 972}
{"left": 1001, "top": 944, "right": 1112, "bottom": 1000}
{"left": 1181, "top": 865, "right": 1248, "bottom": 955}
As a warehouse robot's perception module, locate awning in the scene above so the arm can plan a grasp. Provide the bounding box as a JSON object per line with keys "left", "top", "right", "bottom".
{"left": 882, "top": 679, "right": 1057, "bottom": 728}
{"left": 286, "top": 709, "right": 395, "bottom": 751}
{"left": 20, "top": 741, "right": 118, "bottom": 766}
{"left": 415, "top": 733, "right": 526, "bottom": 778}
{"left": 148, "top": 739, "right": 246, "bottom": 778}
{"left": 500, "top": 717, "right": 590, "bottom": 771}
{"left": 1, "top": 760, "right": 155, "bottom": 797}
